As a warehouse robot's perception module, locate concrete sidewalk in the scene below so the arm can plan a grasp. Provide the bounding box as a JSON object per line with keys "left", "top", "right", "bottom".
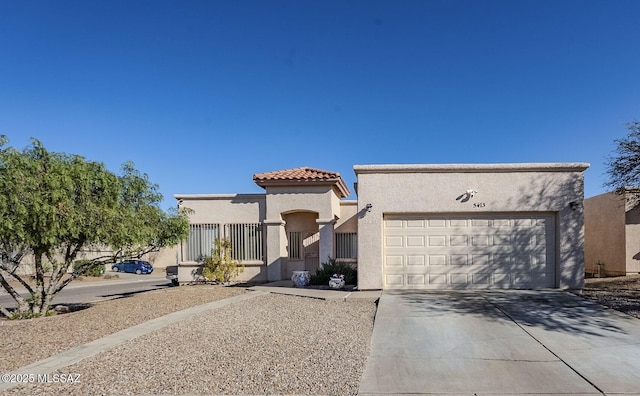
{"left": 248, "top": 280, "right": 382, "bottom": 301}
{"left": 358, "top": 290, "right": 640, "bottom": 395}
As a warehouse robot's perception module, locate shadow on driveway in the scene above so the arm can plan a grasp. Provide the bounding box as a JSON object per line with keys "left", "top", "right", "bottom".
{"left": 359, "top": 290, "right": 640, "bottom": 395}
{"left": 396, "top": 290, "right": 630, "bottom": 337}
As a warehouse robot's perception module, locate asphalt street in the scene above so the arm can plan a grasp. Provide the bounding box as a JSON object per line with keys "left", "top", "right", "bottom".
{"left": 0, "top": 272, "right": 170, "bottom": 308}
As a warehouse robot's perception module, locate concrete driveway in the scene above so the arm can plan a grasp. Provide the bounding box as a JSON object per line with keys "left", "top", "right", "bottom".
{"left": 359, "top": 290, "right": 640, "bottom": 395}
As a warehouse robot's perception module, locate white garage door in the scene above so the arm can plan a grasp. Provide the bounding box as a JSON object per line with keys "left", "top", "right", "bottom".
{"left": 383, "top": 213, "right": 556, "bottom": 289}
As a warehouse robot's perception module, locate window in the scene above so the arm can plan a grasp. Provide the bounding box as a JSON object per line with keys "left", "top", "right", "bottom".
{"left": 288, "top": 231, "right": 302, "bottom": 260}
{"left": 225, "top": 223, "right": 263, "bottom": 261}
{"left": 335, "top": 232, "right": 357, "bottom": 259}
{"left": 185, "top": 224, "right": 220, "bottom": 261}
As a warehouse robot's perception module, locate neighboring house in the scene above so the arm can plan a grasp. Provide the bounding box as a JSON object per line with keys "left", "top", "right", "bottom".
{"left": 12, "top": 246, "right": 178, "bottom": 276}
{"left": 585, "top": 189, "right": 640, "bottom": 277}
{"left": 175, "top": 163, "right": 589, "bottom": 290}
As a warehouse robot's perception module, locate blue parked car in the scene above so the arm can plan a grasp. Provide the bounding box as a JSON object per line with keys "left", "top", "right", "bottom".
{"left": 112, "top": 259, "right": 154, "bottom": 275}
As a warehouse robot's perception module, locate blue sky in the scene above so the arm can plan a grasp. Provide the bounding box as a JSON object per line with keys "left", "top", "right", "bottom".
{"left": 1, "top": 0, "right": 639, "bottom": 210}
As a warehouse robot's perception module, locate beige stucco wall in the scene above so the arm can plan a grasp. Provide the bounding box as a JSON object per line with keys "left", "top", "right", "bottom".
{"left": 262, "top": 185, "right": 343, "bottom": 281}
{"left": 173, "top": 192, "right": 357, "bottom": 283}
{"left": 354, "top": 163, "right": 589, "bottom": 290}
{"left": 263, "top": 186, "right": 340, "bottom": 221}
{"left": 336, "top": 201, "right": 358, "bottom": 233}
{"left": 175, "top": 194, "right": 267, "bottom": 283}
{"left": 584, "top": 192, "right": 626, "bottom": 276}
{"left": 176, "top": 194, "right": 266, "bottom": 224}
{"left": 584, "top": 191, "right": 640, "bottom": 276}
{"left": 140, "top": 245, "right": 178, "bottom": 270}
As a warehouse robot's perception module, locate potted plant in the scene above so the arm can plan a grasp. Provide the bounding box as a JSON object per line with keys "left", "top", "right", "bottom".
{"left": 329, "top": 273, "right": 345, "bottom": 289}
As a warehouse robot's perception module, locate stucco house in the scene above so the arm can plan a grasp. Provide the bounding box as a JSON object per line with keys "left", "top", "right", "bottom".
{"left": 585, "top": 189, "right": 640, "bottom": 277}
{"left": 174, "top": 163, "right": 589, "bottom": 290}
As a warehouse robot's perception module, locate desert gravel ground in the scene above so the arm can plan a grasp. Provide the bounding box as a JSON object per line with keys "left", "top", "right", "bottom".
{"left": 3, "top": 293, "right": 377, "bottom": 396}
{"left": 0, "top": 284, "right": 245, "bottom": 373}
{"left": 3, "top": 275, "right": 638, "bottom": 395}
{"left": 579, "top": 274, "right": 640, "bottom": 319}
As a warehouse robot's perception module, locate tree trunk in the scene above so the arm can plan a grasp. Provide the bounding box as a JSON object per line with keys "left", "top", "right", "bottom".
{"left": 0, "top": 272, "right": 31, "bottom": 318}
{"left": 32, "top": 252, "right": 47, "bottom": 316}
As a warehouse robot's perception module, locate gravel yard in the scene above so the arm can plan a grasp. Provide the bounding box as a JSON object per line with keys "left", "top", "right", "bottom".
{"left": 4, "top": 275, "right": 638, "bottom": 396}
{"left": 3, "top": 293, "right": 377, "bottom": 396}
{"left": 0, "top": 285, "right": 245, "bottom": 373}
{"left": 579, "top": 274, "right": 640, "bottom": 319}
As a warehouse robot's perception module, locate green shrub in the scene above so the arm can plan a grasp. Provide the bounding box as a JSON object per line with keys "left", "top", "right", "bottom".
{"left": 73, "top": 260, "right": 105, "bottom": 277}
{"left": 310, "top": 257, "right": 357, "bottom": 286}
{"left": 202, "top": 238, "right": 244, "bottom": 283}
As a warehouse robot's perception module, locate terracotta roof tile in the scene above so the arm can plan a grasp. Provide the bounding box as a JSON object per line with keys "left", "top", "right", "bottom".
{"left": 253, "top": 167, "right": 340, "bottom": 182}
{"left": 253, "top": 167, "right": 350, "bottom": 197}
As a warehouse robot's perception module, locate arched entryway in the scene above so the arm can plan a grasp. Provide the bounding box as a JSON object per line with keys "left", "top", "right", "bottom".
{"left": 282, "top": 211, "right": 320, "bottom": 278}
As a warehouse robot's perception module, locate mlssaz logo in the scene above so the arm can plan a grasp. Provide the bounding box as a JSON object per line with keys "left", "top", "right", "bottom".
{"left": 38, "top": 373, "right": 81, "bottom": 383}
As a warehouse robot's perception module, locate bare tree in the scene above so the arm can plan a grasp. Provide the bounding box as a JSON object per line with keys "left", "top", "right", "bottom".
{"left": 606, "top": 121, "right": 640, "bottom": 205}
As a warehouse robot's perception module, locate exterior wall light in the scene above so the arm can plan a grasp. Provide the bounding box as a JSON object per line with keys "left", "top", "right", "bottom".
{"left": 365, "top": 203, "right": 373, "bottom": 212}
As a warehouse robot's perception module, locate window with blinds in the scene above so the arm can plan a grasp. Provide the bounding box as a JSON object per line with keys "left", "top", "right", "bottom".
{"left": 225, "top": 223, "right": 263, "bottom": 261}
{"left": 185, "top": 224, "right": 220, "bottom": 261}
{"left": 335, "top": 232, "right": 357, "bottom": 259}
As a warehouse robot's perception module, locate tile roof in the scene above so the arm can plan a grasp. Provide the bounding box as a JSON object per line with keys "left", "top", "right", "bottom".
{"left": 253, "top": 167, "right": 350, "bottom": 197}
{"left": 253, "top": 167, "right": 338, "bottom": 181}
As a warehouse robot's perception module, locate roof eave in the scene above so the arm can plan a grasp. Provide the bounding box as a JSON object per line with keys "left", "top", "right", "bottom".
{"left": 254, "top": 178, "right": 350, "bottom": 198}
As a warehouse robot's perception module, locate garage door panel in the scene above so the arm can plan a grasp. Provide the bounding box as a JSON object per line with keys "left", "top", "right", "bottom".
{"left": 472, "top": 236, "right": 490, "bottom": 246}
{"left": 450, "top": 235, "right": 469, "bottom": 246}
{"left": 472, "top": 254, "right": 490, "bottom": 266}
{"left": 383, "top": 214, "right": 556, "bottom": 289}
{"left": 449, "top": 219, "right": 468, "bottom": 227}
{"left": 493, "top": 219, "right": 511, "bottom": 227}
{"left": 493, "top": 234, "right": 511, "bottom": 245}
{"left": 407, "top": 235, "right": 426, "bottom": 246}
{"left": 513, "top": 255, "right": 538, "bottom": 270}
{"left": 385, "top": 219, "right": 403, "bottom": 228}
{"left": 513, "top": 234, "right": 534, "bottom": 245}
{"left": 471, "top": 219, "right": 490, "bottom": 227}
{"left": 513, "top": 273, "right": 552, "bottom": 288}
{"left": 493, "top": 254, "right": 512, "bottom": 266}
{"left": 472, "top": 273, "right": 491, "bottom": 285}
{"left": 450, "top": 254, "right": 468, "bottom": 265}
{"left": 450, "top": 274, "right": 469, "bottom": 284}
{"left": 427, "top": 235, "right": 446, "bottom": 246}
{"left": 493, "top": 273, "right": 512, "bottom": 287}
{"left": 407, "top": 274, "right": 426, "bottom": 286}
{"left": 385, "top": 236, "right": 404, "bottom": 247}
{"left": 406, "top": 219, "right": 425, "bottom": 227}
{"left": 428, "top": 255, "right": 447, "bottom": 265}
{"left": 386, "top": 255, "right": 404, "bottom": 266}
{"left": 406, "top": 255, "right": 426, "bottom": 266}
{"left": 428, "top": 274, "right": 447, "bottom": 285}
{"left": 385, "top": 274, "right": 404, "bottom": 287}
